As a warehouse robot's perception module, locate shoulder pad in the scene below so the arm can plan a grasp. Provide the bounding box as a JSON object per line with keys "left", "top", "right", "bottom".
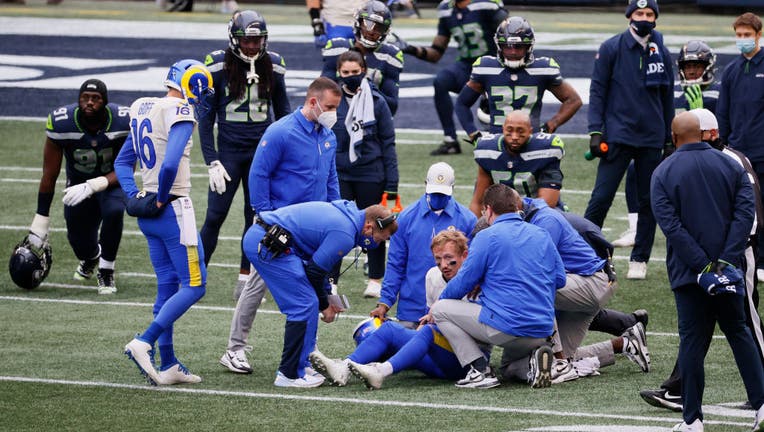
{"left": 46, "top": 104, "right": 78, "bottom": 133}
{"left": 372, "top": 47, "right": 403, "bottom": 70}
{"left": 322, "top": 38, "right": 352, "bottom": 56}
{"left": 107, "top": 104, "right": 131, "bottom": 130}
{"left": 268, "top": 51, "right": 287, "bottom": 74}
{"left": 437, "top": 0, "right": 451, "bottom": 10}
{"left": 204, "top": 50, "right": 226, "bottom": 66}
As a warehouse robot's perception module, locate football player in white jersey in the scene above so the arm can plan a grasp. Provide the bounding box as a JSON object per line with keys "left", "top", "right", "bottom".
{"left": 114, "top": 59, "right": 214, "bottom": 386}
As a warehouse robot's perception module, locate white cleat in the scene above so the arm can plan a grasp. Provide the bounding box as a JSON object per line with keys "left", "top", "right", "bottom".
{"left": 622, "top": 322, "right": 651, "bottom": 373}
{"left": 124, "top": 338, "right": 161, "bottom": 386}
{"left": 309, "top": 351, "right": 350, "bottom": 386}
{"left": 348, "top": 360, "right": 385, "bottom": 390}
{"left": 627, "top": 261, "right": 647, "bottom": 280}
{"left": 158, "top": 363, "right": 202, "bottom": 385}
{"left": 220, "top": 348, "right": 253, "bottom": 374}
{"left": 672, "top": 419, "right": 703, "bottom": 431}
{"left": 363, "top": 280, "right": 382, "bottom": 298}
{"left": 550, "top": 358, "right": 579, "bottom": 384}
{"left": 611, "top": 228, "right": 636, "bottom": 248}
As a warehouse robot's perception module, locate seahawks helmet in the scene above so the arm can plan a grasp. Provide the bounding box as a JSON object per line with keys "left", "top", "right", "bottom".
{"left": 353, "top": 1, "right": 392, "bottom": 50}
{"left": 352, "top": 317, "right": 383, "bottom": 346}
{"left": 495, "top": 16, "right": 535, "bottom": 69}
{"left": 9, "top": 235, "right": 52, "bottom": 290}
{"left": 228, "top": 10, "right": 268, "bottom": 62}
{"left": 163, "top": 59, "right": 214, "bottom": 114}
{"left": 678, "top": 40, "right": 717, "bottom": 87}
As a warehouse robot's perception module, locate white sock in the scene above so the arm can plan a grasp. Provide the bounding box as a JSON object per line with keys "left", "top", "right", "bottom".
{"left": 99, "top": 258, "right": 114, "bottom": 270}
{"left": 627, "top": 213, "right": 638, "bottom": 231}
{"left": 379, "top": 361, "right": 394, "bottom": 377}
{"left": 238, "top": 273, "right": 249, "bottom": 282}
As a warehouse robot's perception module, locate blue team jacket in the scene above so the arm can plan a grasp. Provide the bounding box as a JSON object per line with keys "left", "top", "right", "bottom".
{"left": 651, "top": 142, "right": 754, "bottom": 289}
{"left": 439, "top": 212, "right": 565, "bottom": 338}
{"left": 588, "top": 29, "right": 674, "bottom": 148}
{"left": 249, "top": 107, "right": 340, "bottom": 212}
{"left": 379, "top": 195, "right": 477, "bottom": 322}
{"left": 717, "top": 49, "right": 764, "bottom": 163}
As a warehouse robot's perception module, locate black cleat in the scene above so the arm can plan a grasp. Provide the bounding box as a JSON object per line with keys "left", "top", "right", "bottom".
{"left": 639, "top": 388, "right": 683, "bottom": 412}
{"left": 430, "top": 140, "right": 461, "bottom": 156}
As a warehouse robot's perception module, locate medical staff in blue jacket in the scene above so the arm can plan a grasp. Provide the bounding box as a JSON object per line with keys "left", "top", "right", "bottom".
{"left": 220, "top": 77, "right": 342, "bottom": 376}
{"left": 651, "top": 111, "right": 764, "bottom": 431}
{"left": 583, "top": 0, "right": 674, "bottom": 281}
{"left": 370, "top": 162, "right": 476, "bottom": 328}
{"left": 432, "top": 183, "right": 565, "bottom": 389}
{"left": 243, "top": 200, "right": 398, "bottom": 388}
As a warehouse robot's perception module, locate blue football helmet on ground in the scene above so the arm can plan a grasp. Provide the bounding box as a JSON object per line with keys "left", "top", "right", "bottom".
{"left": 354, "top": 1, "right": 393, "bottom": 49}
{"left": 495, "top": 16, "right": 535, "bottom": 69}
{"left": 352, "top": 317, "right": 383, "bottom": 346}
{"left": 228, "top": 10, "right": 268, "bottom": 62}
{"left": 9, "top": 234, "right": 52, "bottom": 290}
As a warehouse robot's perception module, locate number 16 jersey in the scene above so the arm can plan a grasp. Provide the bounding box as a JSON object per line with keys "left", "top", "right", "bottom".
{"left": 127, "top": 96, "right": 196, "bottom": 197}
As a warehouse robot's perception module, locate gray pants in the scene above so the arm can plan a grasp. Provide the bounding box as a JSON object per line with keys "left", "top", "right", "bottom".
{"left": 431, "top": 299, "right": 547, "bottom": 382}
{"left": 227, "top": 265, "right": 268, "bottom": 351}
{"left": 552, "top": 271, "right": 614, "bottom": 359}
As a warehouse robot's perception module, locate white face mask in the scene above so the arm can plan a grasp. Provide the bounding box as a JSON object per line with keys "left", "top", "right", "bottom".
{"left": 314, "top": 99, "right": 337, "bottom": 129}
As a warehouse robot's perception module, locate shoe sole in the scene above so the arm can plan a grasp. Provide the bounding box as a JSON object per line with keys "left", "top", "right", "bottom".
{"left": 73, "top": 272, "right": 92, "bottom": 281}
{"left": 124, "top": 346, "right": 159, "bottom": 386}
{"left": 454, "top": 378, "right": 500, "bottom": 389}
{"left": 530, "top": 348, "right": 553, "bottom": 389}
{"left": 219, "top": 355, "right": 252, "bottom": 374}
{"left": 98, "top": 287, "right": 117, "bottom": 295}
{"left": 347, "top": 362, "right": 382, "bottom": 390}
{"left": 309, "top": 354, "right": 346, "bottom": 386}
{"left": 639, "top": 392, "right": 683, "bottom": 412}
{"left": 628, "top": 323, "right": 651, "bottom": 373}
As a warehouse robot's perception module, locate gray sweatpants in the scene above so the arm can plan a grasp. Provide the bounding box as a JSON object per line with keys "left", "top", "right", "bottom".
{"left": 431, "top": 299, "right": 548, "bottom": 382}
{"left": 227, "top": 265, "right": 268, "bottom": 351}
{"left": 552, "top": 271, "right": 614, "bottom": 359}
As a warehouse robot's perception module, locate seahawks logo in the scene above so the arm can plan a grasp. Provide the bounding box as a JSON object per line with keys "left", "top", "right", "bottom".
{"left": 636, "top": 0, "right": 647, "bottom": 7}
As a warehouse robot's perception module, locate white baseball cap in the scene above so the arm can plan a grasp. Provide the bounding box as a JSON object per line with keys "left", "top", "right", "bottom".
{"left": 690, "top": 108, "right": 718, "bottom": 131}
{"left": 425, "top": 162, "right": 455, "bottom": 196}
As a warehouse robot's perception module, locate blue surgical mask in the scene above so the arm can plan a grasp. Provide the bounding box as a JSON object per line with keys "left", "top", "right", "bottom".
{"left": 340, "top": 74, "right": 364, "bottom": 94}
{"left": 630, "top": 19, "right": 655, "bottom": 37}
{"left": 426, "top": 193, "right": 451, "bottom": 211}
{"left": 737, "top": 38, "right": 756, "bottom": 54}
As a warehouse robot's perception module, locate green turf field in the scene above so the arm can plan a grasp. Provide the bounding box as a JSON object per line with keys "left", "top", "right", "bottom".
{"left": 0, "top": 2, "right": 760, "bottom": 431}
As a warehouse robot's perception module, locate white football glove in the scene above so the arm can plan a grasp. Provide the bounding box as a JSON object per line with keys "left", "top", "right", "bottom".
{"left": 28, "top": 213, "right": 50, "bottom": 248}
{"left": 62, "top": 176, "right": 108, "bottom": 206}
{"left": 208, "top": 160, "right": 231, "bottom": 195}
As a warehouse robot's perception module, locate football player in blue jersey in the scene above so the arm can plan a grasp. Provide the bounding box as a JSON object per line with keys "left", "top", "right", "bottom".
{"left": 311, "top": 230, "right": 504, "bottom": 389}
{"left": 116, "top": 59, "right": 214, "bottom": 386}
{"left": 469, "top": 110, "right": 563, "bottom": 217}
{"left": 614, "top": 40, "right": 720, "bottom": 250}
{"left": 198, "top": 10, "right": 291, "bottom": 300}
{"left": 27, "top": 79, "right": 130, "bottom": 295}
{"left": 320, "top": 1, "right": 403, "bottom": 115}
{"left": 455, "top": 16, "right": 582, "bottom": 143}
{"left": 392, "top": 0, "right": 507, "bottom": 155}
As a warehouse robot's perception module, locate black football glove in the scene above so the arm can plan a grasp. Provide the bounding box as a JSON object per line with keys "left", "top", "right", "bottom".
{"left": 588, "top": 134, "right": 606, "bottom": 158}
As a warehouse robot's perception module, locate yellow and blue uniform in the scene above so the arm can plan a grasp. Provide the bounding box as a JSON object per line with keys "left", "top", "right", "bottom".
{"left": 321, "top": 38, "right": 403, "bottom": 115}
{"left": 114, "top": 95, "right": 206, "bottom": 371}
{"left": 198, "top": 49, "right": 291, "bottom": 270}
{"left": 44, "top": 102, "right": 130, "bottom": 264}
{"left": 473, "top": 132, "right": 564, "bottom": 200}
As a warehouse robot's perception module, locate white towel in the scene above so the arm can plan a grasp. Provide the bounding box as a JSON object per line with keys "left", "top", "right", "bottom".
{"left": 345, "top": 78, "right": 376, "bottom": 163}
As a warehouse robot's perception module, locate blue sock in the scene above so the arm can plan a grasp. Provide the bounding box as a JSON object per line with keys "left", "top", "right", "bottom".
{"left": 388, "top": 327, "right": 434, "bottom": 373}
{"left": 159, "top": 344, "right": 177, "bottom": 371}
{"left": 153, "top": 286, "right": 205, "bottom": 329}
{"left": 140, "top": 322, "right": 165, "bottom": 345}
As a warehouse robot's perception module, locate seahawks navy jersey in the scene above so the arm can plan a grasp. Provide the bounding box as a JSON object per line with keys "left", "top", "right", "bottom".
{"left": 473, "top": 132, "right": 565, "bottom": 197}
{"left": 45, "top": 103, "right": 130, "bottom": 186}
{"left": 436, "top": 0, "right": 506, "bottom": 64}
{"left": 673, "top": 82, "right": 720, "bottom": 114}
{"left": 471, "top": 55, "right": 563, "bottom": 132}
{"left": 199, "top": 50, "right": 291, "bottom": 163}
{"left": 321, "top": 38, "right": 404, "bottom": 115}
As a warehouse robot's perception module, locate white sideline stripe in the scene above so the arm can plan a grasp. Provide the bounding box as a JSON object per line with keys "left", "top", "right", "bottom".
{"left": 0, "top": 376, "right": 750, "bottom": 427}
{"left": 0, "top": 295, "right": 727, "bottom": 340}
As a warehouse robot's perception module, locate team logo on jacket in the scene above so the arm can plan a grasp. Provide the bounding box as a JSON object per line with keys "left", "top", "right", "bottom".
{"left": 260, "top": 140, "right": 267, "bottom": 147}
{"left": 507, "top": 161, "right": 513, "bottom": 169}
{"left": 447, "top": 225, "right": 456, "bottom": 231}
{"left": 325, "top": 141, "right": 330, "bottom": 149}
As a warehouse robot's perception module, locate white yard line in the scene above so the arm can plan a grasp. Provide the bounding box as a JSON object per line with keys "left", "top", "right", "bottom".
{"left": 0, "top": 376, "right": 752, "bottom": 428}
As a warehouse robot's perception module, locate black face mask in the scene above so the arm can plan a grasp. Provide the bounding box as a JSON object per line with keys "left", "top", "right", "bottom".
{"left": 630, "top": 19, "right": 656, "bottom": 37}
{"left": 340, "top": 74, "right": 364, "bottom": 94}
{"left": 708, "top": 138, "right": 723, "bottom": 150}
